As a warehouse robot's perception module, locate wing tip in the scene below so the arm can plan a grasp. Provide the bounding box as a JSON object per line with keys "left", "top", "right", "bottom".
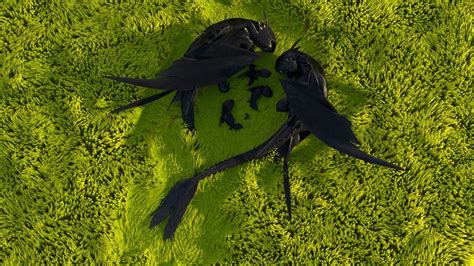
{"left": 358, "top": 152, "right": 404, "bottom": 171}
{"left": 110, "top": 107, "right": 124, "bottom": 114}
{"left": 390, "top": 164, "right": 405, "bottom": 171}
{"left": 150, "top": 211, "right": 167, "bottom": 228}
{"left": 324, "top": 137, "right": 405, "bottom": 171}
{"left": 104, "top": 75, "right": 121, "bottom": 81}
{"left": 105, "top": 75, "right": 136, "bottom": 84}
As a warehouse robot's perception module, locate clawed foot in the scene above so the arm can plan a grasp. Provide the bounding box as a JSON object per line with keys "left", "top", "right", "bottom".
{"left": 220, "top": 99, "right": 243, "bottom": 130}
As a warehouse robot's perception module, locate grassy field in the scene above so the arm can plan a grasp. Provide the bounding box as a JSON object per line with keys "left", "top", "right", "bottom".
{"left": 1, "top": 0, "right": 472, "bottom": 264}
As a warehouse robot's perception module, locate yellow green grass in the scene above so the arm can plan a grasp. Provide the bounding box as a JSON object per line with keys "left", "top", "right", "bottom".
{"left": 1, "top": 0, "right": 472, "bottom": 264}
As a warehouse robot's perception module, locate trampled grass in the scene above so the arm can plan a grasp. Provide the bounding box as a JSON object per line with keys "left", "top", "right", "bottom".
{"left": 1, "top": 0, "right": 472, "bottom": 264}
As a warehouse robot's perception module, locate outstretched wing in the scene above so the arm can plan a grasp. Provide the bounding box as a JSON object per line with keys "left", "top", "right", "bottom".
{"left": 107, "top": 54, "right": 259, "bottom": 91}
{"left": 281, "top": 79, "right": 402, "bottom": 170}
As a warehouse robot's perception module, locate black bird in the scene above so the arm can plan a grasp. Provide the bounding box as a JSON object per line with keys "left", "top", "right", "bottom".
{"left": 106, "top": 17, "right": 277, "bottom": 130}
{"left": 150, "top": 41, "right": 403, "bottom": 240}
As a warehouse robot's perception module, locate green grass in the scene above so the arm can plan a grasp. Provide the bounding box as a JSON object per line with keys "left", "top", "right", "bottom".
{"left": 1, "top": 0, "right": 472, "bottom": 264}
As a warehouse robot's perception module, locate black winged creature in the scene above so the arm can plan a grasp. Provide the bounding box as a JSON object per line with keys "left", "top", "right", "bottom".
{"left": 107, "top": 17, "right": 276, "bottom": 130}
{"left": 150, "top": 41, "right": 403, "bottom": 240}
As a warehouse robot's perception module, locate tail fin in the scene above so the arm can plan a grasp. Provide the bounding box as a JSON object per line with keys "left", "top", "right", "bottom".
{"left": 150, "top": 178, "right": 198, "bottom": 240}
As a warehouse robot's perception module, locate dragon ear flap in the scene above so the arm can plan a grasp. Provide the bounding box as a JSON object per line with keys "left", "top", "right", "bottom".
{"left": 291, "top": 35, "right": 305, "bottom": 50}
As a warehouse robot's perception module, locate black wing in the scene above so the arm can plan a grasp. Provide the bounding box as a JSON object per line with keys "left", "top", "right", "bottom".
{"left": 111, "top": 90, "right": 174, "bottom": 113}
{"left": 106, "top": 54, "right": 259, "bottom": 91}
{"left": 281, "top": 79, "right": 402, "bottom": 170}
